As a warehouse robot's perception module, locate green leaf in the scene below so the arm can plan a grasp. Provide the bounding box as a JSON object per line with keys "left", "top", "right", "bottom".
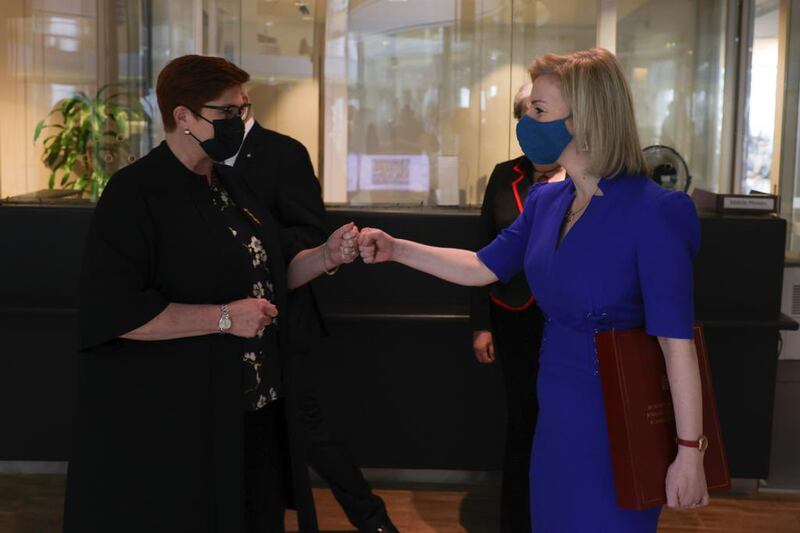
{"left": 62, "top": 99, "right": 78, "bottom": 118}
{"left": 33, "top": 120, "right": 45, "bottom": 142}
{"left": 114, "top": 114, "right": 130, "bottom": 138}
{"left": 48, "top": 170, "right": 56, "bottom": 189}
{"left": 90, "top": 114, "right": 101, "bottom": 134}
{"left": 42, "top": 135, "right": 61, "bottom": 155}
{"left": 45, "top": 148, "right": 61, "bottom": 168}
{"left": 57, "top": 129, "right": 70, "bottom": 148}
{"left": 71, "top": 108, "right": 85, "bottom": 129}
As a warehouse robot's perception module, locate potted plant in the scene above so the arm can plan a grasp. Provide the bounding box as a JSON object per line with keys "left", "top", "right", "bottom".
{"left": 33, "top": 84, "right": 148, "bottom": 201}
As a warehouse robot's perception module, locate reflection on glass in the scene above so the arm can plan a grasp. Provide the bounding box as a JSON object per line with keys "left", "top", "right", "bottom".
{"left": 0, "top": 0, "right": 739, "bottom": 204}
{"left": 241, "top": 0, "right": 319, "bottom": 173}
{"left": 793, "top": 108, "right": 800, "bottom": 252}
{"left": 0, "top": 1, "right": 153, "bottom": 198}
{"left": 616, "top": 0, "right": 728, "bottom": 193}
{"left": 203, "top": 0, "right": 241, "bottom": 60}
{"left": 742, "top": 0, "right": 780, "bottom": 194}
{"left": 0, "top": 3, "right": 96, "bottom": 197}
{"left": 149, "top": 0, "right": 202, "bottom": 138}
{"left": 333, "top": 0, "right": 597, "bottom": 207}
{"left": 148, "top": 1, "right": 320, "bottom": 170}
{"left": 345, "top": 0, "right": 480, "bottom": 206}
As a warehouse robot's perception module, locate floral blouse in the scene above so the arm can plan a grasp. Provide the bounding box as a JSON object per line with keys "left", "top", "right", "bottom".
{"left": 209, "top": 175, "right": 282, "bottom": 411}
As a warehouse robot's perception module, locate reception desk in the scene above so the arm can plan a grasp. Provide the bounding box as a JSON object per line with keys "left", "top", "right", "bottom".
{"left": 0, "top": 201, "right": 794, "bottom": 478}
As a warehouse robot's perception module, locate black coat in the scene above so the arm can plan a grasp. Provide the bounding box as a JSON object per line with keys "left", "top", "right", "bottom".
{"left": 234, "top": 122, "right": 328, "bottom": 349}
{"left": 470, "top": 156, "right": 537, "bottom": 331}
{"left": 63, "top": 142, "right": 316, "bottom": 533}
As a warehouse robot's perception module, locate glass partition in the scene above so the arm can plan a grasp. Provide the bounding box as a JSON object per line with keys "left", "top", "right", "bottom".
{"left": 0, "top": 0, "right": 151, "bottom": 198}
{"left": 324, "top": 0, "right": 598, "bottom": 206}
{"left": 241, "top": 0, "right": 320, "bottom": 173}
{"left": 616, "top": 0, "right": 729, "bottom": 194}
{"left": 0, "top": 0, "right": 736, "bottom": 205}
{"left": 0, "top": 1, "right": 99, "bottom": 198}
{"left": 328, "top": 0, "right": 728, "bottom": 204}
{"left": 740, "top": 0, "right": 780, "bottom": 194}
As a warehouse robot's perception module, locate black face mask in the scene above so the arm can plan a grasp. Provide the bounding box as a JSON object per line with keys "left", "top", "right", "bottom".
{"left": 185, "top": 114, "right": 245, "bottom": 162}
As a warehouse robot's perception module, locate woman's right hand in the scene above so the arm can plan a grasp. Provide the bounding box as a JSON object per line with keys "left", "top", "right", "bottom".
{"left": 358, "top": 228, "right": 397, "bottom": 264}
{"left": 227, "top": 298, "right": 278, "bottom": 338}
{"left": 472, "top": 330, "right": 495, "bottom": 363}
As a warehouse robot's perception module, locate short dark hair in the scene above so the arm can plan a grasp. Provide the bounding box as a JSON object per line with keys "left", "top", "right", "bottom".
{"left": 512, "top": 82, "right": 532, "bottom": 120}
{"left": 156, "top": 55, "right": 250, "bottom": 132}
{"left": 513, "top": 98, "right": 526, "bottom": 120}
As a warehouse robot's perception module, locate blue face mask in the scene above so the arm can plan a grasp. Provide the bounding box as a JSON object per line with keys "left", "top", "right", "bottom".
{"left": 516, "top": 113, "right": 573, "bottom": 165}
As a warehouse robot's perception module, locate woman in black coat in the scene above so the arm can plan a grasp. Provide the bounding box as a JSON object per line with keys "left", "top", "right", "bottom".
{"left": 63, "top": 55, "right": 356, "bottom": 533}
{"left": 470, "top": 83, "right": 564, "bottom": 533}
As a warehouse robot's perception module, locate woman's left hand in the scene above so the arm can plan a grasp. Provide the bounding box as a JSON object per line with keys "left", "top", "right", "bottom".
{"left": 665, "top": 448, "right": 709, "bottom": 511}
{"left": 323, "top": 222, "right": 360, "bottom": 269}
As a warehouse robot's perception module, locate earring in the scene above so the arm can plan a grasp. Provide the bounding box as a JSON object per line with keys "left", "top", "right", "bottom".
{"left": 184, "top": 129, "right": 190, "bottom": 135}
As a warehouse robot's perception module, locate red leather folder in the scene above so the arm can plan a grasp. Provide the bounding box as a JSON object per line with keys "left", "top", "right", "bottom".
{"left": 595, "top": 324, "right": 731, "bottom": 510}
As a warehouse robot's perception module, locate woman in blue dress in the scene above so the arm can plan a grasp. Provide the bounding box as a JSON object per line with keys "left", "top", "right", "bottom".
{"left": 357, "top": 48, "right": 709, "bottom": 532}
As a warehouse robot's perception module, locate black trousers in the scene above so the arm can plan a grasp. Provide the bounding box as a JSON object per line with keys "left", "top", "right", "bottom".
{"left": 295, "top": 348, "right": 387, "bottom": 530}
{"left": 244, "top": 400, "right": 292, "bottom": 533}
{"left": 490, "top": 302, "right": 545, "bottom": 533}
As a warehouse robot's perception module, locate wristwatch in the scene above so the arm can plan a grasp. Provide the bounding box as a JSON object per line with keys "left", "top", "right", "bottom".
{"left": 218, "top": 304, "right": 232, "bottom": 333}
{"left": 677, "top": 435, "right": 708, "bottom": 452}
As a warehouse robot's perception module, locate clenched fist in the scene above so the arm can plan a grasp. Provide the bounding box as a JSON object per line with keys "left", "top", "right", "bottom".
{"left": 227, "top": 298, "right": 278, "bottom": 338}
{"left": 357, "top": 227, "right": 396, "bottom": 264}
{"left": 323, "top": 222, "right": 360, "bottom": 269}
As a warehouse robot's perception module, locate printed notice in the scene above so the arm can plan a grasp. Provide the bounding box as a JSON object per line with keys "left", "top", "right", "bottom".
{"left": 722, "top": 196, "right": 776, "bottom": 210}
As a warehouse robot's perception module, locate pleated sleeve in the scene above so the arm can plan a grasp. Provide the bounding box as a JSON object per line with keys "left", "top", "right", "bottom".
{"left": 78, "top": 172, "right": 167, "bottom": 350}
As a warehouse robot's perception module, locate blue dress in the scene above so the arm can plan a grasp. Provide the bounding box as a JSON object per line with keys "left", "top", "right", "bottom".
{"left": 477, "top": 175, "right": 700, "bottom": 533}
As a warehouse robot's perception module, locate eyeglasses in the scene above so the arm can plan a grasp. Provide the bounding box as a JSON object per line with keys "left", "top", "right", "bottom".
{"left": 201, "top": 102, "right": 252, "bottom": 120}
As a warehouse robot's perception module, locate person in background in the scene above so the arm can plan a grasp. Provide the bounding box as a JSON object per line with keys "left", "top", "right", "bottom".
{"left": 357, "top": 48, "right": 708, "bottom": 532}
{"left": 63, "top": 55, "right": 360, "bottom": 533}
{"left": 470, "top": 81, "right": 565, "bottom": 533}
{"left": 227, "top": 91, "right": 398, "bottom": 533}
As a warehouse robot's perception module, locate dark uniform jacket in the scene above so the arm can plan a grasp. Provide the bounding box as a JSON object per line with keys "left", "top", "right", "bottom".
{"left": 234, "top": 121, "right": 328, "bottom": 350}
{"left": 471, "top": 156, "right": 538, "bottom": 330}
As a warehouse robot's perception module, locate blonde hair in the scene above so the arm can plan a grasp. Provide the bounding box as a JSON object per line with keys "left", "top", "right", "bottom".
{"left": 528, "top": 48, "right": 647, "bottom": 178}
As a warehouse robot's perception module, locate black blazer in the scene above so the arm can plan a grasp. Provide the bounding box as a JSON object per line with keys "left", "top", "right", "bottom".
{"left": 470, "top": 156, "right": 537, "bottom": 330}
{"left": 64, "top": 142, "right": 317, "bottom": 533}
{"left": 234, "top": 122, "right": 328, "bottom": 349}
